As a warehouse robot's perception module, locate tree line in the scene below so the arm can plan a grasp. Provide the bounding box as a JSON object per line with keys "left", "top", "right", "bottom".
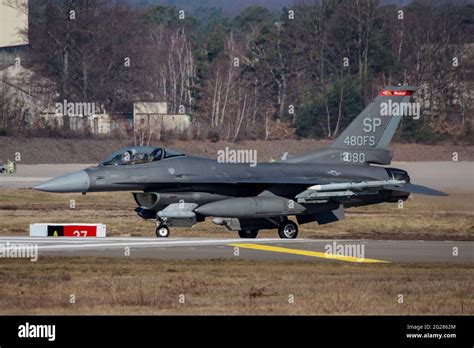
{"left": 2, "top": 0, "right": 473, "bottom": 143}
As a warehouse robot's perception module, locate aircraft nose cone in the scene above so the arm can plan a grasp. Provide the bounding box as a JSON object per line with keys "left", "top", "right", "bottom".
{"left": 33, "top": 170, "right": 90, "bottom": 193}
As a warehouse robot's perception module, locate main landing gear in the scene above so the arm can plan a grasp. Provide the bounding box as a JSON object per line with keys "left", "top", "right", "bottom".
{"left": 236, "top": 219, "right": 299, "bottom": 239}
{"left": 238, "top": 229, "right": 259, "bottom": 238}
{"left": 277, "top": 219, "right": 298, "bottom": 239}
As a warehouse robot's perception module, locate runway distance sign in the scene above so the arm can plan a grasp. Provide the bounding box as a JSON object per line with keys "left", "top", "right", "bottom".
{"left": 29, "top": 223, "right": 106, "bottom": 237}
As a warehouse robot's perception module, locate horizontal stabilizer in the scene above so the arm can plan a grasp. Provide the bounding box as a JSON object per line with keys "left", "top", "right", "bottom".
{"left": 383, "top": 183, "right": 448, "bottom": 196}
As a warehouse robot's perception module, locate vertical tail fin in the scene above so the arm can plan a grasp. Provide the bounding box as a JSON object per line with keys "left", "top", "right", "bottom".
{"left": 330, "top": 86, "right": 417, "bottom": 151}
{"left": 287, "top": 86, "right": 417, "bottom": 165}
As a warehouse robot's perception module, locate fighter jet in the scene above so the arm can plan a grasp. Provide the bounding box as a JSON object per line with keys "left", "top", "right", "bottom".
{"left": 34, "top": 86, "right": 447, "bottom": 238}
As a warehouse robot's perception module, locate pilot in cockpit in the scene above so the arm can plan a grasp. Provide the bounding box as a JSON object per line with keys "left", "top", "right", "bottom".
{"left": 100, "top": 146, "right": 182, "bottom": 166}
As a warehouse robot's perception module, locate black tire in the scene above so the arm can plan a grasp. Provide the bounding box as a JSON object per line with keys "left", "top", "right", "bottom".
{"left": 278, "top": 220, "right": 298, "bottom": 239}
{"left": 155, "top": 224, "right": 170, "bottom": 238}
{"left": 238, "top": 229, "right": 258, "bottom": 239}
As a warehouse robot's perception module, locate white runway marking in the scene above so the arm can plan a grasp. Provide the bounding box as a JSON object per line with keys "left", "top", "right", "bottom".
{"left": 0, "top": 237, "right": 314, "bottom": 251}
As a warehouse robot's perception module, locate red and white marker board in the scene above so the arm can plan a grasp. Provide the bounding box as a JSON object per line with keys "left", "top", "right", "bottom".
{"left": 29, "top": 223, "right": 106, "bottom": 237}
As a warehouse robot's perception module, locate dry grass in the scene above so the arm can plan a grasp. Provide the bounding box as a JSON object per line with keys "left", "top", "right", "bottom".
{"left": 0, "top": 257, "right": 471, "bottom": 315}
{"left": 0, "top": 188, "right": 472, "bottom": 240}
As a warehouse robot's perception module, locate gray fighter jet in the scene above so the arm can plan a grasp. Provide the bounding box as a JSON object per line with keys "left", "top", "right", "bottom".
{"left": 34, "top": 86, "right": 447, "bottom": 238}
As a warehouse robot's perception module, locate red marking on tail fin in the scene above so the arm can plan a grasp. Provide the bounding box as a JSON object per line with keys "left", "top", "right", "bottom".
{"left": 380, "top": 90, "right": 413, "bottom": 96}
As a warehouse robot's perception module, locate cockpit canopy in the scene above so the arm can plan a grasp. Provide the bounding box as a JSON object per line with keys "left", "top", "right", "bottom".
{"left": 100, "top": 146, "right": 185, "bottom": 166}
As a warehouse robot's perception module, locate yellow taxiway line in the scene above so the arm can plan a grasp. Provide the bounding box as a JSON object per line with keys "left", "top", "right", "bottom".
{"left": 228, "top": 243, "right": 389, "bottom": 263}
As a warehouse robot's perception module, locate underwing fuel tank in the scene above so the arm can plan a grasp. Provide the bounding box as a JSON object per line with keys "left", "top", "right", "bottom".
{"left": 194, "top": 197, "right": 306, "bottom": 218}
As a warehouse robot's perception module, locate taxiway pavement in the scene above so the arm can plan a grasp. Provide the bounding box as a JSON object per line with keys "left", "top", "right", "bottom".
{"left": 0, "top": 237, "right": 472, "bottom": 263}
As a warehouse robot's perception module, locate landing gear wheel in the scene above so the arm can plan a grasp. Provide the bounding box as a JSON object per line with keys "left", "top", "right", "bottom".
{"left": 278, "top": 220, "right": 298, "bottom": 239}
{"left": 156, "top": 224, "right": 170, "bottom": 238}
{"left": 238, "top": 229, "right": 259, "bottom": 239}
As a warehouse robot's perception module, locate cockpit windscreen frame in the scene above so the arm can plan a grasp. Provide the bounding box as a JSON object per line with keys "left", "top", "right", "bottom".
{"left": 100, "top": 146, "right": 185, "bottom": 166}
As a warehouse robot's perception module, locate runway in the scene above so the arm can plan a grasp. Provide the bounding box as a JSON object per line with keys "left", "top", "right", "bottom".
{"left": 0, "top": 237, "right": 472, "bottom": 263}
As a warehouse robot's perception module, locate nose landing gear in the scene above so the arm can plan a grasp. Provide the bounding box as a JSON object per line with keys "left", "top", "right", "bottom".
{"left": 156, "top": 218, "right": 170, "bottom": 238}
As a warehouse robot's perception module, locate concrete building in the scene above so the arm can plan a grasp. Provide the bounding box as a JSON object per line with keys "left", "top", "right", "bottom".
{"left": 39, "top": 105, "right": 114, "bottom": 135}
{"left": 0, "top": 0, "right": 29, "bottom": 66}
{"left": 133, "top": 101, "right": 191, "bottom": 135}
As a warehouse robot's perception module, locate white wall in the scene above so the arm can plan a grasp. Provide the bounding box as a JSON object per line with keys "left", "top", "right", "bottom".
{"left": 0, "top": 0, "right": 29, "bottom": 48}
